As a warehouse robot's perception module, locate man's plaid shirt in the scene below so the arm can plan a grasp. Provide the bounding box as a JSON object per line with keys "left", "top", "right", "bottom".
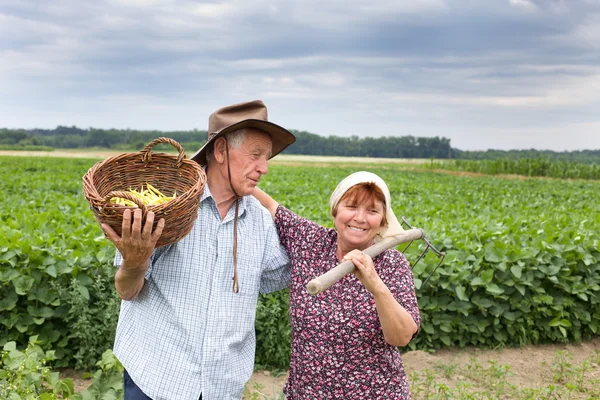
{"left": 114, "top": 184, "right": 290, "bottom": 400}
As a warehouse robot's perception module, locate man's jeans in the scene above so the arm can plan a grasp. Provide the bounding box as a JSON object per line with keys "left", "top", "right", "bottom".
{"left": 124, "top": 369, "right": 202, "bottom": 400}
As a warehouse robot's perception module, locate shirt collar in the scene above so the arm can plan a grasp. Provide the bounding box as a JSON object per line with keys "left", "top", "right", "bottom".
{"left": 201, "top": 183, "right": 248, "bottom": 220}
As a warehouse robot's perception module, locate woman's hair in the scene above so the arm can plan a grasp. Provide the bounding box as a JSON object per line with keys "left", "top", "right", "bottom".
{"left": 332, "top": 182, "right": 388, "bottom": 227}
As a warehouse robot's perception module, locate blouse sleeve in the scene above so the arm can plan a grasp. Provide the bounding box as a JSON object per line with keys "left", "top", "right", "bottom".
{"left": 274, "top": 204, "right": 329, "bottom": 257}
{"left": 379, "top": 250, "right": 421, "bottom": 333}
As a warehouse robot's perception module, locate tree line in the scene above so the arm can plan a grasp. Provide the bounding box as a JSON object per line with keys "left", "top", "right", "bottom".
{"left": 1, "top": 126, "right": 598, "bottom": 163}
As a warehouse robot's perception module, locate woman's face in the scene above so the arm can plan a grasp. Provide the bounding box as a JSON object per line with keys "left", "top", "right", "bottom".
{"left": 334, "top": 197, "right": 385, "bottom": 252}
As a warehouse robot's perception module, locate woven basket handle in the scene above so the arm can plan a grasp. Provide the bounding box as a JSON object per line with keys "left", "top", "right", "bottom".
{"left": 102, "top": 191, "right": 148, "bottom": 215}
{"left": 141, "top": 137, "right": 186, "bottom": 167}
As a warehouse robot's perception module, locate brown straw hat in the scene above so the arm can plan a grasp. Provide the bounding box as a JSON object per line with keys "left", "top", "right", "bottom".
{"left": 191, "top": 100, "right": 296, "bottom": 165}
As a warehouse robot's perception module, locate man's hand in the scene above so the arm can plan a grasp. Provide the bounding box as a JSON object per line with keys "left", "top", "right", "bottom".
{"left": 101, "top": 208, "right": 165, "bottom": 300}
{"left": 102, "top": 209, "right": 165, "bottom": 267}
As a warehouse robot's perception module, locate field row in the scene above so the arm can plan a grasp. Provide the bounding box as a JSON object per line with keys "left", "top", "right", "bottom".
{"left": 0, "top": 155, "right": 599, "bottom": 370}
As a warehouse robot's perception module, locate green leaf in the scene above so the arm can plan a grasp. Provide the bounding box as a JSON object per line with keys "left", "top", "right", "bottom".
{"left": 12, "top": 275, "right": 35, "bottom": 295}
{"left": 77, "top": 273, "right": 93, "bottom": 286}
{"left": 422, "top": 323, "right": 434, "bottom": 334}
{"left": 510, "top": 265, "right": 522, "bottom": 279}
{"left": 45, "top": 264, "right": 57, "bottom": 278}
{"left": 481, "top": 269, "right": 494, "bottom": 285}
{"left": 413, "top": 278, "right": 422, "bottom": 290}
{"left": 27, "top": 305, "right": 55, "bottom": 318}
{"left": 559, "top": 326, "right": 567, "bottom": 337}
{"left": 3, "top": 341, "right": 17, "bottom": 351}
{"left": 485, "top": 249, "right": 501, "bottom": 263}
{"left": 486, "top": 284, "right": 504, "bottom": 295}
{"left": 549, "top": 317, "right": 562, "bottom": 327}
{"left": 78, "top": 284, "right": 90, "bottom": 301}
{"left": 0, "top": 289, "right": 18, "bottom": 311}
{"left": 471, "top": 277, "right": 484, "bottom": 286}
{"left": 1, "top": 250, "right": 17, "bottom": 260}
{"left": 455, "top": 286, "right": 468, "bottom": 301}
{"left": 43, "top": 255, "right": 56, "bottom": 266}
{"left": 48, "top": 371, "right": 60, "bottom": 387}
{"left": 577, "top": 293, "right": 588, "bottom": 301}
{"left": 539, "top": 264, "right": 561, "bottom": 276}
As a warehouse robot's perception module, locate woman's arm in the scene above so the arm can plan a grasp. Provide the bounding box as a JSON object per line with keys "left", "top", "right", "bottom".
{"left": 371, "top": 284, "right": 418, "bottom": 347}
{"left": 253, "top": 187, "right": 280, "bottom": 220}
{"left": 344, "top": 250, "right": 418, "bottom": 347}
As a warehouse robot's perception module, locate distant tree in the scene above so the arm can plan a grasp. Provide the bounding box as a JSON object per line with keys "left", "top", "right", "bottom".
{"left": 1, "top": 125, "right": 598, "bottom": 163}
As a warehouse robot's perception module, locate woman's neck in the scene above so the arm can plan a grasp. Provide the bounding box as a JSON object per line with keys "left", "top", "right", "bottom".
{"left": 336, "top": 243, "right": 355, "bottom": 262}
{"left": 336, "top": 240, "right": 374, "bottom": 262}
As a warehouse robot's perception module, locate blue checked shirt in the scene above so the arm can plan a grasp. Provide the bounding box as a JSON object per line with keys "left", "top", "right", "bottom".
{"left": 113, "top": 184, "right": 290, "bottom": 400}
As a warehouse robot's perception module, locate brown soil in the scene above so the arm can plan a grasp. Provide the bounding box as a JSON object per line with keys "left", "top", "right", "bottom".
{"left": 245, "top": 338, "right": 600, "bottom": 397}
{"left": 401, "top": 338, "right": 600, "bottom": 389}
{"left": 0, "top": 149, "right": 124, "bottom": 159}
{"left": 0, "top": 150, "right": 428, "bottom": 165}
{"left": 63, "top": 337, "right": 600, "bottom": 397}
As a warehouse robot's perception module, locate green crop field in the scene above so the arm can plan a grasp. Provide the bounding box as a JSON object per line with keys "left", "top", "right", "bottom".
{"left": 1, "top": 155, "right": 599, "bottom": 376}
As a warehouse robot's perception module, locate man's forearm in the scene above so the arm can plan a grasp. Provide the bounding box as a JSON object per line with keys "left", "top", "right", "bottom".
{"left": 115, "top": 260, "right": 148, "bottom": 300}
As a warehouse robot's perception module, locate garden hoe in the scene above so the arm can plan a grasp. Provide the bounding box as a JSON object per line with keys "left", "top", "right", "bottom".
{"left": 306, "top": 217, "right": 445, "bottom": 295}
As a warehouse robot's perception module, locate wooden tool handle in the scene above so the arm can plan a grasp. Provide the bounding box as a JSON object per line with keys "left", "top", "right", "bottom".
{"left": 306, "top": 228, "right": 424, "bottom": 295}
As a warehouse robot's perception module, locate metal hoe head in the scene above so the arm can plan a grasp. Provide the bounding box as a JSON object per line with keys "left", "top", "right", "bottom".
{"left": 400, "top": 216, "right": 445, "bottom": 287}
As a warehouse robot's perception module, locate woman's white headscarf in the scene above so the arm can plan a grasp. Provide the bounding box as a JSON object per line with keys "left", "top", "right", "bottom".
{"left": 329, "top": 171, "right": 404, "bottom": 242}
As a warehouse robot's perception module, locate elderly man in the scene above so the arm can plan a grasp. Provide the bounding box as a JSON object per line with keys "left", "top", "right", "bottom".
{"left": 101, "top": 100, "right": 296, "bottom": 400}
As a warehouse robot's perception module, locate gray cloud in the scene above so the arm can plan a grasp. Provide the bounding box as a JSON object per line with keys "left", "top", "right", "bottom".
{"left": 0, "top": 0, "right": 599, "bottom": 151}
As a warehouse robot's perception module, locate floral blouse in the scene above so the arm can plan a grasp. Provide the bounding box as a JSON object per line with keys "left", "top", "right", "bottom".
{"left": 274, "top": 205, "right": 421, "bottom": 399}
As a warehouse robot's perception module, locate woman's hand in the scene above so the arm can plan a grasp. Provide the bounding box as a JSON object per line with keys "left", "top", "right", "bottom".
{"left": 344, "top": 249, "right": 418, "bottom": 347}
{"left": 344, "top": 249, "right": 385, "bottom": 295}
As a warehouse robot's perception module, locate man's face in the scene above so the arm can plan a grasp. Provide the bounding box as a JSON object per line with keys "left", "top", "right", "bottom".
{"left": 227, "top": 129, "right": 273, "bottom": 197}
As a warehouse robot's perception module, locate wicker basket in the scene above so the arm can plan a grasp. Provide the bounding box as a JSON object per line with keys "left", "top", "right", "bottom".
{"left": 82, "top": 137, "right": 206, "bottom": 247}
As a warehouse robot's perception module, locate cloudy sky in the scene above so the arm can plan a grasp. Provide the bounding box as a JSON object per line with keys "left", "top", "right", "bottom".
{"left": 1, "top": 0, "right": 599, "bottom": 151}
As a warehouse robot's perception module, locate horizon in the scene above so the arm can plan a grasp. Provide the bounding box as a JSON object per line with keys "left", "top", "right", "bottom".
{"left": 3, "top": 124, "right": 599, "bottom": 153}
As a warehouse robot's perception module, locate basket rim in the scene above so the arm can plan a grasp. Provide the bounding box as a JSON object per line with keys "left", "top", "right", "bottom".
{"left": 82, "top": 151, "right": 206, "bottom": 210}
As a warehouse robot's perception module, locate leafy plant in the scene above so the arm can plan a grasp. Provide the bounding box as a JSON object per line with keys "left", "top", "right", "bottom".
{"left": 1, "top": 157, "right": 599, "bottom": 372}
{"left": 255, "top": 290, "right": 291, "bottom": 369}
{"left": 0, "top": 157, "right": 120, "bottom": 370}
{"left": 427, "top": 158, "right": 600, "bottom": 180}
{"left": 76, "top": 349, "right": 124, "bottom": 400}
{"left": 0, "top": 335, "right": 77, "bottom": 399}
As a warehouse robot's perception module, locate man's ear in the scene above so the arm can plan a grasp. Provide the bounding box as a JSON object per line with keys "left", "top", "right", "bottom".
{"left": 213, "top": 137, "right": 227, "bottom": 163}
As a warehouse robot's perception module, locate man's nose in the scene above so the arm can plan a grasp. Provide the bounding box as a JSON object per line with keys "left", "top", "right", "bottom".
{"left": 257, "top": 156, "right": 268, "bottom": 175}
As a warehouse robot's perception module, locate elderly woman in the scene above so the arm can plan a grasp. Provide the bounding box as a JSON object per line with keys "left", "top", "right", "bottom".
{"left": 253, "top": 171, "right": 420, "bottom": 399}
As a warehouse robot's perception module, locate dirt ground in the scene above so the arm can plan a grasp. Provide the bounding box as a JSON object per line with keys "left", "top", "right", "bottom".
{"left": 64, "top": 337, "right": 600, "bottom": 396}
{"left": 0, "top": 150, "right": 429, "bottom": 165}
{"left": 247, "top": 337, "right": 600, "bottom": 396}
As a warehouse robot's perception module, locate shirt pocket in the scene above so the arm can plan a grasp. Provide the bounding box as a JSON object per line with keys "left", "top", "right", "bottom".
{"left": 216, "top": 251, "right": 262, "bottom": 297}
{"left": 235, "top": 253, "right": 262, "bottom": 296}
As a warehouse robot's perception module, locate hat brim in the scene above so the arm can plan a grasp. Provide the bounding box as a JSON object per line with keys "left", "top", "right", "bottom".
{"left": 191, "top": 119, "right": 296, "bottom": 165}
